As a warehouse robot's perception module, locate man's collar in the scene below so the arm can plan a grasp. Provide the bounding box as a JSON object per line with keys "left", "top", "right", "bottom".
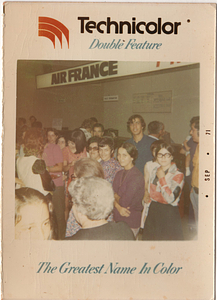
{"left": 133, "top": 133, "right": 144, "bottom": 143}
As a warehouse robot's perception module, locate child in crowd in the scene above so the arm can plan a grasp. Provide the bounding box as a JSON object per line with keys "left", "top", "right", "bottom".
{"left": 15, "top": 187, "right": 56, "bottom": 240}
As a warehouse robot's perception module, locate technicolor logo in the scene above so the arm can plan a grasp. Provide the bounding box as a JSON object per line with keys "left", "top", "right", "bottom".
{"left": 38, "top": 17, "right": 69, "bottom": 48}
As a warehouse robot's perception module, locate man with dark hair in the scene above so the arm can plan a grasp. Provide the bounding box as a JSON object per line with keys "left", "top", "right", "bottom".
{"left": 190, "top": 116, "right": 199, "bottom": 234}
{"left": 18, "top": 117, "right": 27, "bottom": 127}
{"left": 16, "top": 117, "right": 28, "bottom": 145}
{"left": 93, "top": 123, "right": 104, "bottom": 138}
{"left": 80, "top": 118, "right": 93, "bottom": 141}
{"left": 182, "top": 117, "right": 199, "bottom": 177}
{"left": 42, "top": 128, "right": 66, "bottom": 239}
{"left": 29, "top": 115, "right": 37, "bottom": 127}
{"left": 190, "top": 116, "right": 199, "bottom": 128}
{"left": 90, "top": 117, "right": 98, "bottom": 123}
{"left": 148, "top": 121, "right": 165, "bottom": 140}
{"left": 126, "top": 115, "right": 154, "bottom": 174}
{"left": 32, "top": 121, "right": 42, "bottom": 129}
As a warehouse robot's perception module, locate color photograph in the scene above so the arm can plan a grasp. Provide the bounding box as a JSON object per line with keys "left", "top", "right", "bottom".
{"left": 15, "top": 60, "right": 199, "bottom": 242}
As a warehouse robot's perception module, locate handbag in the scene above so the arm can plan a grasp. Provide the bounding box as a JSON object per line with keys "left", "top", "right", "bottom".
{"left": 32, "top": 159, "right": 56, "bottom": 192}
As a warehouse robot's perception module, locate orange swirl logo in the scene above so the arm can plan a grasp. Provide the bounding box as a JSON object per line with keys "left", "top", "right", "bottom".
{"left": 38, "top": 17, "right": 69, "bottom": 49}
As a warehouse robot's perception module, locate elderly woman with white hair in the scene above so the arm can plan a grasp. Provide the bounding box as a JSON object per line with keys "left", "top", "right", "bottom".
{"left": 66, "top": 177, "right": 135, "bottom": 240}
{"left": 65, "top": 157, "right": 105, "bottom": 237}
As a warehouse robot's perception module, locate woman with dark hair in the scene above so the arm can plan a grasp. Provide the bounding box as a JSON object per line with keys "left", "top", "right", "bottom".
{"left": 57, "top": 135, "right": 66, "bottom": 151}
{"left": 142, "top": 142, "right": 184, "bottom": 240}
{"left": 99, "top": 136, "right": 122, "bottom": 184}
{"left": 65, "top": 158, "right": 105, "bottom": 237}
{"left": 56, "top": 134, "right": 68, "bottom": 220}
{"left": 15, "top": 187, "right": 56, "bottom": 240}
{"left": 62, "top": 129, "right": 87, "bottom": 220}
{"left": 113, "top": 142, "right": 144, "bottom": 237}
{"left": 62, "top": 129, "right": 87, "bottom": 179}
{"left": 42, "top": 128, "right": 65, "bottom": 240}
{"left": 16, "top": 128, "right": 52, "bottom": 196}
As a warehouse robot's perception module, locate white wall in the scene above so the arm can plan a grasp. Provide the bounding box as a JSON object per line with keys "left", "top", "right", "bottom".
{"left": 17, "top": 62, "right": 199, "bottom": 144}
{"left": 103, "top": 65, "right": 199, "bottom": 143}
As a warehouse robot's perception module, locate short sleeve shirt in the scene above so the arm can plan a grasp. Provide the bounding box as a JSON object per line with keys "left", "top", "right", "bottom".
{"left": 127, "top": 134, "right": 154, "bottom": 175}
{"left": 43, "top": 143, "right": 63, "bottom": 186}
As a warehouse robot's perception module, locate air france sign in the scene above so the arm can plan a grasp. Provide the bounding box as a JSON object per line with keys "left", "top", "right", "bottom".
{"left": 37, "top": 61, "right": 118, "bottom": 88}
{"left": 36, "top": 61, "right": 196, "bottom": 89}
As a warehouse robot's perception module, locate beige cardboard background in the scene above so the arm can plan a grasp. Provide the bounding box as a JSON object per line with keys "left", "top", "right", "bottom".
{"left": 2, "top": 3, "right": 215, "bottom": 299}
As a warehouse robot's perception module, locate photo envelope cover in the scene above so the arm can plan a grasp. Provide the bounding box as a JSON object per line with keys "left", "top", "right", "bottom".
{"left": 2, "top": 2, "right": 216, "bottom": 300}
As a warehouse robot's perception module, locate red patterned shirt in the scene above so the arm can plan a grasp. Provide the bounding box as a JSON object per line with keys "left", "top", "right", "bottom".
{"left": 149, "top": 163, "right": 184, "bottom": 206}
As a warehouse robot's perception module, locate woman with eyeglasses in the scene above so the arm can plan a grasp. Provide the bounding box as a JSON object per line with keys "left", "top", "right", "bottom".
{"left": 142, "top": 142, "right": 184, "bottom": 241}
{"left": 87, "top": 136, "right": 102, "bottom": 162}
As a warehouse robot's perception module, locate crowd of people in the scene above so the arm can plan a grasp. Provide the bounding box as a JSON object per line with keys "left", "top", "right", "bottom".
{"left": 15, "top": 114, "right": 200, "bottom": 241}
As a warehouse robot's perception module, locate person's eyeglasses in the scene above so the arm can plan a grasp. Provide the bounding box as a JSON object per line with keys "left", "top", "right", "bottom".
{"left": 71, "top": 174, "right": 77, "bottom": 181}
{"left": 88, "top": 147, "right": 99, "bottom": 151}
{"left": 157, "top": 153, "right": 172, "bottom": 158}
